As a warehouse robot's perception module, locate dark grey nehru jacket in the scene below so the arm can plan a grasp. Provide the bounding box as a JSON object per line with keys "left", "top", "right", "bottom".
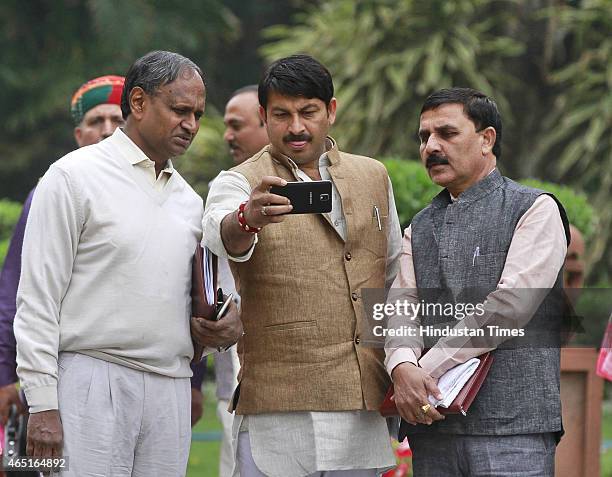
{"left": 400, "top": 169, "right": 570, "bottom": 438}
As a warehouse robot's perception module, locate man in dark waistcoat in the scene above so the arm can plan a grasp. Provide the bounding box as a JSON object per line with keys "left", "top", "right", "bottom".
{"left": 385, "top": 87, "right": 570, "bottom": 476}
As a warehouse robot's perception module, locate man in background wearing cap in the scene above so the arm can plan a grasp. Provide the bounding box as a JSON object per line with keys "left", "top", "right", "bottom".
{"left": 70, "top": 75, "right": 126, "bottom": 147}
{"left": 0, "top": 74, "right": 206, "bottom": 435}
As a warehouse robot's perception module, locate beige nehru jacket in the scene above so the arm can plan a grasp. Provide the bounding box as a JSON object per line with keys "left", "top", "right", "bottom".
{"left": 229, "top": 142, "right": 393, "bottom": 414}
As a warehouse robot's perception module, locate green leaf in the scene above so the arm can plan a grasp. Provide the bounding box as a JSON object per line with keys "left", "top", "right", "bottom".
{"left": 584, "top": 116, "right": 607, "bottom": 152}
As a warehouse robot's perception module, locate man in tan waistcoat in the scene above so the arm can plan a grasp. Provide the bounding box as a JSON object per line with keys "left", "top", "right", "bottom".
{"left": 203, "top": 54, "right": 402, "bottom": 477}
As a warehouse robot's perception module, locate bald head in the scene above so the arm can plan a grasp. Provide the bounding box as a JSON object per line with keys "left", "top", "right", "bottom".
{"left": 223, "top": 89, "right": 269, "bottom": 164}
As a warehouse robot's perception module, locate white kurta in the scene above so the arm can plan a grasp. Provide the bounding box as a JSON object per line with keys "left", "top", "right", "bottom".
{"left": 203, "top": 150, "right": 402, "bottom": 477}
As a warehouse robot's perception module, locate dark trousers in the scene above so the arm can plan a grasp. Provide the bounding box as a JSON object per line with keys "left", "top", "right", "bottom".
{"left": 408, "top": 432, "right": 556, "bottom": 477}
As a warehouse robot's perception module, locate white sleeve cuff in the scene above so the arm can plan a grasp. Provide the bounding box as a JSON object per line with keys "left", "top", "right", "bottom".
{"left": 25, "top": 384, "right": 58, "bottom": 413}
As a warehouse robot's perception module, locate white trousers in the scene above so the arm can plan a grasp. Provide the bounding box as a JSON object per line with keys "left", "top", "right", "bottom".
{"left": 217, "top": 399, "right": 236, "bottom": 477}
{"left": 56, "top": 352, "right": 191, "bottom": 476}
{"left": 236, "top": 432, "right": 380, "bottom": 477}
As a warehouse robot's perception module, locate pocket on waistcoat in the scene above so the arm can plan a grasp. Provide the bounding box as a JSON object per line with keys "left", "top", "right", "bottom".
{"left": 256, "top": 320, "right": 321, "bottom": 362}
{"left": 263, "top": 320, "right": 317, "bottom": 332}
{"left": 358, "top": 212, "right": 387, "bottom": 259}
{"left": 473, "top": 251, "right": 507, "bottom": 286}
{"left": 371, "top": 212, "right": 388, "bottom": 232}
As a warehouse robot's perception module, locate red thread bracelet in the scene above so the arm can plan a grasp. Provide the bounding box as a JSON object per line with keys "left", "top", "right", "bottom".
{"left": 238, "top": 201, "right": 261, "bottom": 234}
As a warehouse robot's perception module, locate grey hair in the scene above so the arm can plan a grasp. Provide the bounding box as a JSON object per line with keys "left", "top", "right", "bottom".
{"left": 121, "top": 50, "right": 204, "bottom": 119}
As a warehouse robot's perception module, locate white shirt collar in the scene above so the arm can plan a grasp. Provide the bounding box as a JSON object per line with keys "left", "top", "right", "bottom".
{"left": 110, "top": 128, "right": 174, "bottom": 174}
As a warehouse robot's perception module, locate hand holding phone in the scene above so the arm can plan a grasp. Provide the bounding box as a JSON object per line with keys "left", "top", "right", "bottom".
{"left": 238, "top": 176, "right": 293, "bottom": 230}
{"left": 270, "top": 180, "right": 332, "bottom": 214}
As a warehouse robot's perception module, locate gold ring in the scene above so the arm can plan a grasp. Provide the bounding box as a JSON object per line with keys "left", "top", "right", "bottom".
{"left": 420, "top": 404, "right": 431, "bottom": 414}
{"left": 261, "top": 206, "right": 268, "bottom": 216}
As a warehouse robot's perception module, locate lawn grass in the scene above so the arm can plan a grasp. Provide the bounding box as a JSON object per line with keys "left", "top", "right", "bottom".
{"left": 187, "top": 382, "right": 223, "bottom": 477}
{"left": 187, "top": 440, "right": 221, "bottom": 477}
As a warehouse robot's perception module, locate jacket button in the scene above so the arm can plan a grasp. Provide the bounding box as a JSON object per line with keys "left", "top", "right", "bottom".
{"left": 345, "top": 252, "right": 352, "bottom": 261}
{"left": 351, "top": 292, "right": 358, "bottom": 301}
{"left": 355, "top": 337, "right": 361, "bottom": 345}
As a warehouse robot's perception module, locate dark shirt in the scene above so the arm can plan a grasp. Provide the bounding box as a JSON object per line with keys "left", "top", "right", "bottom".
{"left": 0, "top": 189, "right": 33, "bottom": 387}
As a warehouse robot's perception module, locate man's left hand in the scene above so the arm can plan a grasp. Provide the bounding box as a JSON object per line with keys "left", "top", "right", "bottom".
{"left": 191, "top": 300, "right": 243, "bottom": 349}
{"left": 26, "top": 409, "right": 63, "bottom": 458}
{"left": 191, "top": 388, "right": 203, "bottom": 427}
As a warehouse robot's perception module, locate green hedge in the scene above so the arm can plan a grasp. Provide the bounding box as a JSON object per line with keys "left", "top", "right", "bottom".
{"left": 381, "top": 159, "right": 596, "bottom": 239}
{"left": 0, "top": 199, "right": 22, "bottom": 239}
{"left": 382, "top": 158, "right": 441, "bottom": 229}
{"left": 519, "top": 179, "right": 596, "bottom": 240}
{"left": 0, "top": 199, "right": 23, "bottom": 268}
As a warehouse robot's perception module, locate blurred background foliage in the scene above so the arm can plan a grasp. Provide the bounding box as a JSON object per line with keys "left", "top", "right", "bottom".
{"left": 0, "top": 0, "right": 609, "bottom": 284}
{"left": 520, "top": 178, "right": 597, "bottom": 241}
{"left": 379, "top": 160, "right": 597, "bottom": 242}
{"left": 0, "top": 0, "right": 300, "bottom": 199}
{"left": 381, "top": 159, "right": 441, "bottom": 230}
{"left": 175, "top": 112, "right": 231, "bottom": 200}
{"left": 261, "top": 0, "right": 525, "bottom": 158}
{"left": 261, "top": 0, "right": 611, "bottom": 284}
{"left": 0, "top": 199, "right": 23, "bottom": 267}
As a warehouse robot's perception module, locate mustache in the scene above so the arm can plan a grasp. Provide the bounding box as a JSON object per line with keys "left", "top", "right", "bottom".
{"left": 283, "top": 133, "right": 312, "bottom": 143}
{"left": 426, "top": 154, "right": 449, "bottom": 168}
{"left": 177, "top": 131, "right": 194, "bottom": 142}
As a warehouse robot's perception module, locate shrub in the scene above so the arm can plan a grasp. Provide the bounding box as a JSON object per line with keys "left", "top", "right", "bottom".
{"left": 0, "top": 199, "right": 22, "bottom": 241}
{"left": 381, "top": 160, "right": 597, "bottom": 241}
{"left": 519, "top": 179, "right": 596, "bottom": 240}
{"left": 381, "top": 158, "right": 441, "bottom": 229}
{"left": 0, "top": 238, "right": 9, "bottom": 268}
{"left": 0, "top": 199, "right": 22, "bottom": 267}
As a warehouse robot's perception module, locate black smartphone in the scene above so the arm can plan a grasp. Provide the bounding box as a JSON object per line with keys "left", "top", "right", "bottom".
{"left": 269, "top": 180, "right": 332, "bottom": 214}
{"left": 213, "top": 293, "right": 234, "bottom": 321}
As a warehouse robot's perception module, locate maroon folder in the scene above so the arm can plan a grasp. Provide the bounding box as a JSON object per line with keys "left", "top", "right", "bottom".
{"left": 191, "top": 245, "right": 218, "bottom": 362}
{"left": 380, "top": 352, "right": 493, "bottom": 417}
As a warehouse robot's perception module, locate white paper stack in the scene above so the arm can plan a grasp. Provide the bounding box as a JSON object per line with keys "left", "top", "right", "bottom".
{"left": 428, "top": 357, "right": 481, "bottom": 408}
{"left": 203, "top": 246, "right": 215, "bottom": 305}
